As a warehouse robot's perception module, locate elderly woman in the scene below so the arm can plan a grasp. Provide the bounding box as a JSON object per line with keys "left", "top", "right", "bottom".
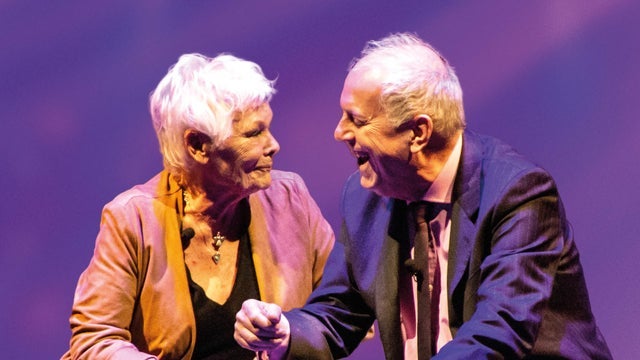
{"left": 62, "top": 53, "right": 334, "bottom": 359}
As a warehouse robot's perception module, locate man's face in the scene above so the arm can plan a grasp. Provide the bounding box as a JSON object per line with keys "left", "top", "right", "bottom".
{"left": 334, "top": 67, "right": 414, "bottom": 198}
{"left": 207, "top": 103, "right": 280, "bottom": 196}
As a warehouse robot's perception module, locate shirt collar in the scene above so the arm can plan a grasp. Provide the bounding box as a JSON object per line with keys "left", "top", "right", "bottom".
{"left": 422, "top": 133, "right": 462, "bottom": 204}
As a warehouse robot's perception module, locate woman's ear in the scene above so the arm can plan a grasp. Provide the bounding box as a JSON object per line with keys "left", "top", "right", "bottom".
{"left": 184, "top": 129, "right": 212, "bottom": 164}
{"left": 409, "top": 114, "right": 433, "bottom": 153}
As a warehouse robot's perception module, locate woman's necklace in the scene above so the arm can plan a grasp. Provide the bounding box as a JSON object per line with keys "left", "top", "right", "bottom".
{"left": 211, "top": 231, "right": 225, "bottom": 264}
{"left": 183, "top": 190, "right": 227, "bottom": 265}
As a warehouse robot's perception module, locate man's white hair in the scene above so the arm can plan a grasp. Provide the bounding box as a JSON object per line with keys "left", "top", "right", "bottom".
{"left": 351, "top": 32, "right": 465, "bottom": 140}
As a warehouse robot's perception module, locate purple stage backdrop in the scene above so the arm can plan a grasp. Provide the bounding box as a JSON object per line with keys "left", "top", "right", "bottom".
{"left": 1, "top": 1, "right": 639, "bottom": 358}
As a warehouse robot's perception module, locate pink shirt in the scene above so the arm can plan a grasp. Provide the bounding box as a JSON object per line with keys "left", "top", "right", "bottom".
{"left": 401, "top": 134, "right": 462, "bottom": 358}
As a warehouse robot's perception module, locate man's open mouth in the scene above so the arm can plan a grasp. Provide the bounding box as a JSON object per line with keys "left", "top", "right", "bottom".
{"left": 355, "top": 152, "right": 369, "bottom": 166}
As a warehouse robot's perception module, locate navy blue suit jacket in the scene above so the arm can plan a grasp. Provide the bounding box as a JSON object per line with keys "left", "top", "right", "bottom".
{"left": 287, "top": 131, "right": 611, "bottom": 359}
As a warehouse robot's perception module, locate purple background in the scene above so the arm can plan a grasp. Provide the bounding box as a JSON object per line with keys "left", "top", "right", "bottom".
{"left": 1, "top": 1, "right": 639, "bottom": 358}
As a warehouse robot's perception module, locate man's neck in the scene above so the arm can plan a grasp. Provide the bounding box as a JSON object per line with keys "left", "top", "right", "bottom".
{"left": 411, "top": 131, "right": 463, "bottom": 202}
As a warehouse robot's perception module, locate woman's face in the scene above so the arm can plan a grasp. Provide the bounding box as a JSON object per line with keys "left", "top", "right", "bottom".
{"left": 206, "top": 103, "right": 280, "bottom": 196}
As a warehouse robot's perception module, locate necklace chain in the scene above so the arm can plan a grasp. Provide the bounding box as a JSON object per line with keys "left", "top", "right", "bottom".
{"left": 183, "top": 190, "right": 226, "bottom": 265}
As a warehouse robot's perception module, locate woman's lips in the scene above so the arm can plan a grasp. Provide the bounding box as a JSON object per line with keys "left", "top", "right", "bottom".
{"left": 254, "top": 163, "right": 273, "bottom": 171}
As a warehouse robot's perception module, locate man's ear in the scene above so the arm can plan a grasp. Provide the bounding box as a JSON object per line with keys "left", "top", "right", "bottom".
{"left": 410, "top": 114, "right": 433, "bottom": 153}
{"left": 184, "top": 129, "right": 212, "bottom": 164}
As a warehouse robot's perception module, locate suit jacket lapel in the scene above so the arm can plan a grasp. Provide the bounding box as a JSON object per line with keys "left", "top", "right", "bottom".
{"left": 371, "top": 199, "right": 409, "bottom": 359}
{"left": 448, "top": 131, "right": 482, "bottom": 302}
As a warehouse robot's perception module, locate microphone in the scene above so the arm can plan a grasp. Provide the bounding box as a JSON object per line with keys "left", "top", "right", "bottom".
{"left": 404, "top": 258, "right": 423, "bottom": 285}
{"left": 181, "top": 227, "right": 195, "bottom": 248}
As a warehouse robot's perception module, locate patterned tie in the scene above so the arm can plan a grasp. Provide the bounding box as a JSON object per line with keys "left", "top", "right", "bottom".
{"left": 410, "top": 201, "right": 435, "bottom": 359}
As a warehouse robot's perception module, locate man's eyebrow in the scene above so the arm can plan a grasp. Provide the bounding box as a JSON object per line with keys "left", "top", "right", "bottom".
{"left": 347, "top": 109, "right": 368, "bottom": 119}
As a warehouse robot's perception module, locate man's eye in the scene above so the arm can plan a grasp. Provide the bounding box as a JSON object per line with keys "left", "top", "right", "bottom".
{"left": 353, "top": 118, "right": 368, "bottom": 127}
{"left": 345, "top": 112, "right": 367, "bottom": 127}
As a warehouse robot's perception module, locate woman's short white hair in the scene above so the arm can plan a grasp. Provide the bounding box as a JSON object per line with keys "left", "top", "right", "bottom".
{"left": 149, "top": 53, "right": 276, "bottom": 176}
{"left": 351, "top": 33, "right": 466, "bottom": 140}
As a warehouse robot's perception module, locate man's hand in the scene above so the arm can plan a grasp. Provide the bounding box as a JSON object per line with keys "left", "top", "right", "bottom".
{"left": 235, "top": 299, "right": 290, "bottom": 359}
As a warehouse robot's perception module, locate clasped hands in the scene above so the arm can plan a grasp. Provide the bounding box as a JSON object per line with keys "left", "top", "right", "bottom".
{"left": 234, "top": 299, "right": 291, "bottom": 360}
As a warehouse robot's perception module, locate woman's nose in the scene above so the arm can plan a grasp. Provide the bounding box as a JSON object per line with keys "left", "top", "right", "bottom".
{"left": 266, "top": 132, "right": 280, "bottom": 156}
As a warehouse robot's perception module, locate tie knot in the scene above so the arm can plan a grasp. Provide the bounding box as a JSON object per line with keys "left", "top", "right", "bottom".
{"left": 410, "top": 201, "right": 430, "bottom": 225}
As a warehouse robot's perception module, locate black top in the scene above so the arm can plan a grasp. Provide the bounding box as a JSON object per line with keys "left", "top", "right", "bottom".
{"left": 186, "top": 231, "right": 260, "bottom": 360}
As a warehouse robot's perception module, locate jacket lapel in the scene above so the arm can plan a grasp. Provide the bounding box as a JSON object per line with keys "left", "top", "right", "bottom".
{"left": 447, "top": 132, "right": 482, "bottom": 301}
{"left": 374, "top": 199, "right": 410, "bottom": 359}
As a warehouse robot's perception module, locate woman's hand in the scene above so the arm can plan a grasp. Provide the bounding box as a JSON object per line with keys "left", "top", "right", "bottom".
{"left": 235, "top": 299, "right": 290, "bottom": 360}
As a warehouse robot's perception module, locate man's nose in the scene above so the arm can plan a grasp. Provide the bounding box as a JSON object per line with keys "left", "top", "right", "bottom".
{"left": 334, "top": 117, "right": 354, "bottom": 142}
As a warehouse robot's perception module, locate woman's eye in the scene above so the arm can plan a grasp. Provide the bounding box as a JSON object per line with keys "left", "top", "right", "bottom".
{"left": 246, "top": 129, "right": 263, "bottom": 137}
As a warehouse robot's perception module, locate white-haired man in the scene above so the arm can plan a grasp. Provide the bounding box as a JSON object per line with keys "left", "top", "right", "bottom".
{"left": 235, "top": 33, "right": 611, "bottom": 359}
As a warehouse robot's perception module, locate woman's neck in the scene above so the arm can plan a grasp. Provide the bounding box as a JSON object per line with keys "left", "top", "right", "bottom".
{"left": 181, "top": 170, "right": 246, "bottom": 219}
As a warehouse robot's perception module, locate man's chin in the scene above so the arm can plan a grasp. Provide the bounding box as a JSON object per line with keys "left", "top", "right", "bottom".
{"left": 359, "top": 171, "right": 378, "bottom": 190}
{"left": 360, "top": 173, "right": 397, "bottom": 198}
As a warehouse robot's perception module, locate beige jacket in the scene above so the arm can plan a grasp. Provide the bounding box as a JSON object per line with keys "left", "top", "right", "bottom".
{"left": 62, "top": 170, "right": 334, "bottom": 359}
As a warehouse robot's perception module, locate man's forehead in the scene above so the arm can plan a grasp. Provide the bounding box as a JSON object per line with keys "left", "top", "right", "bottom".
{"left": 347, "top": 63, "right": 387, "bottom": 86}
{"left": 341, "top": 69, "right": 381, "bottom": 102}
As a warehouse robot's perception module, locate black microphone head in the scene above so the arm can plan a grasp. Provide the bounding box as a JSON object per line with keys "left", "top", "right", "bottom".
{"left": 181, "top": 227, "right": 195, "bottom": 248}
{"left": 404, "top": 258, "right": 417, "bottom": 272}
{"left": 404, "top": 258, "right": 423, "bottom": 284}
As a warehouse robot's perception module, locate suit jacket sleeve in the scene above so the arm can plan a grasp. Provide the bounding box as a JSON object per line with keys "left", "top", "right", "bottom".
{"left": 285, "top": 174, "right": 378, "bottom": 359}
{"left": 438, "top": 166, "right": 573, "bottom": 358}
{"left": 286, "top": 237, "right": 376, "bottom": 359}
